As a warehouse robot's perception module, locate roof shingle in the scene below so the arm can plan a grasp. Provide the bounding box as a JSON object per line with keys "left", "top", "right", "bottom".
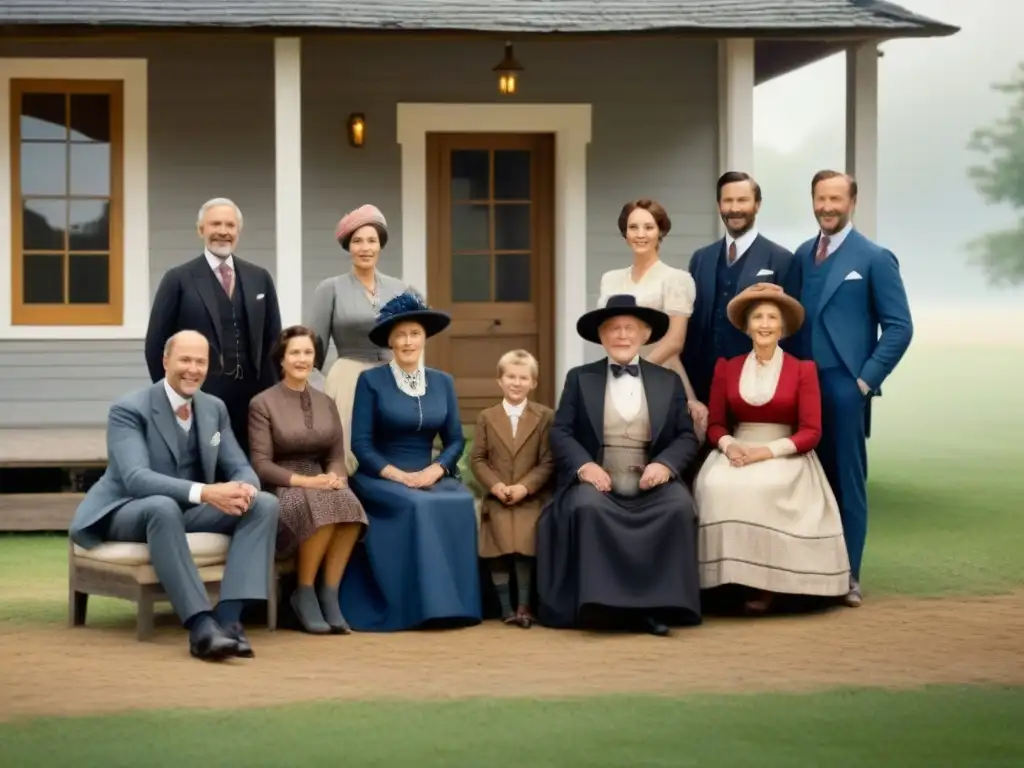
{"left": 0, "top": 1, "right": 959, "bottom": 36}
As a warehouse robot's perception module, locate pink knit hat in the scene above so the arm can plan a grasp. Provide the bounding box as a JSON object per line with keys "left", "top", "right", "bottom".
{"left": 335, "top": 204, "right": 388, "bottom": 250}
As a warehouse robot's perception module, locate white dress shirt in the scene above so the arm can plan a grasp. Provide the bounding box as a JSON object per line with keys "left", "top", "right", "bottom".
{"left": 607, "top": 355, "right": 643, "bottom": 421}
{"left": 163, "top": 379, "right": 204, "bottom": 504}
{"left": 725, "top": 227, "right": 759, "bottom": 263}
{"left": 502, "top": 398, "right": 527, "bottom": 438}
{"left": 204, "top": 248, "right": 235, "bottom": 273}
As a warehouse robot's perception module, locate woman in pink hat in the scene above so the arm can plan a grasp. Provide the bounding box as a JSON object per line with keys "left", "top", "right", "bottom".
{"left": 307, "top": 204, "right": 420, "bottom": 473}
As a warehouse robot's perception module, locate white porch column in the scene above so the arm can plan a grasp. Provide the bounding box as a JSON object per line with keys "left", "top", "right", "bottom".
{"left": 717, "top": 38, "right": 755, "bottom": 176}
{"left": 845, "top": 43, "right": 879, "bottom": 241}
{"left": 274, "top": 37, "right": 303, "bottom": 326}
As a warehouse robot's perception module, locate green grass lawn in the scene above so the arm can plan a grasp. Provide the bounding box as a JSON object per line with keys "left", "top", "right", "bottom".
{"left": 1, "top": 342, "right": 1021, "bottom": 764}
{"left": 3, "top": 686, "right": 1023, "bottom": 767}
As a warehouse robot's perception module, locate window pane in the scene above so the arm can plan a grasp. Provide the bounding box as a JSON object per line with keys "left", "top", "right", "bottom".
{"left": 69, "top": 200, "right": 110, "bottom": 251}
{"left": 19, "top": 92, "right": 67, "bottom": 141}
{"left": 494, "top": 204, "right": 531, "bottom": 251}
{"left": 23, "top": 254, "right": 64, "bottom": 304}
{"left": 450, "top": 150, "right": 489, "bottom": 201}
{"left": 69, "top": 254, "right": 110, "bottom": 303}
{"left": 22, "top": 199, "right": 67, "bottom": 251}
{"left": 451, "top": 253, "right": 491, "bottom": 302}
{"left": 496, "top": 253, "right": 531, "bottom": 302}
{"left": 494, "top": 150, "right": 531, "bottom": 200}
{"left": 20, "top": 142, "right": 67, "bottom": 196}
{"left": 451, "top": 204, "right": 490, "bottom": 252}
{"left": 70, "top": 94, "right": 111, "bottom": 142}
{"left": 70, "top": 143, "right": 111, "bottom": 196}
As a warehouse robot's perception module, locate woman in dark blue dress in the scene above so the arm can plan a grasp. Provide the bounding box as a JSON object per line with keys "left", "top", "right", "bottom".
{"left": 339, "top": 292, "right": 482, "bottom": 631}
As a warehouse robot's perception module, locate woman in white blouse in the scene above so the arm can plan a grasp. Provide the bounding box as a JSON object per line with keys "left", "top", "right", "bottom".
{"left": 598, "top": 199, "right": 709, "bottom": 440}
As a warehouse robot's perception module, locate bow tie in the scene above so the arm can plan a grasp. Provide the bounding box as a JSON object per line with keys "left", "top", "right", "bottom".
{"left": 611, "top": 363, "right": 639, "bottom": 378}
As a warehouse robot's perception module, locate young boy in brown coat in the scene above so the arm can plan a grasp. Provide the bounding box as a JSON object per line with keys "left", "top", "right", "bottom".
{"left": 471, "top": 350, "right": 554, "bottom": 627}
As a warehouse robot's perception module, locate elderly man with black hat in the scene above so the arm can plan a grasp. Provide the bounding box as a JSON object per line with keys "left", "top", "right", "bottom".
{"left": 535, "top": 295, "right": 702, "bottom": 636}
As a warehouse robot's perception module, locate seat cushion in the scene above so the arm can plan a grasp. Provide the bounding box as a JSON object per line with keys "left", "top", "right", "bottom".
{"left": 72, "top": 532, "right": 231, "bottom": 567}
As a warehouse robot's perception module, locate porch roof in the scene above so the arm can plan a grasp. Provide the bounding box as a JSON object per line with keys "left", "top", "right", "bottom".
{"left": 0, "top": 1, "right": 959, "bottom": 39}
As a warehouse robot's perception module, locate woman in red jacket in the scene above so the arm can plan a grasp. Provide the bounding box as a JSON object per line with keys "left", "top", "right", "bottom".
{"left": 694, "top": 284, "right": 850, "bottom": 614}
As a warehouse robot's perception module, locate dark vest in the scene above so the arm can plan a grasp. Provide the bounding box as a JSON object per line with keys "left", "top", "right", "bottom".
{"left": 711, "top": 245, "right": 754, "bottom": 362}
{"left": 175, "top": 420, "right": 204, "bottom": 484}
{"left": 207, "top": 267, "right": 254, "bottom": 378}
{"left": 800, "top": 251, "right": 842, "bottom": 369}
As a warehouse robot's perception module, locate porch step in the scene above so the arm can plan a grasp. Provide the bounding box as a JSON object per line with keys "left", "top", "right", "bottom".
{"left": 0, "top": 428, "right": 107, "bottom": 467}
{"left": 0, "top": 492, "right": 82, "bottom": 531}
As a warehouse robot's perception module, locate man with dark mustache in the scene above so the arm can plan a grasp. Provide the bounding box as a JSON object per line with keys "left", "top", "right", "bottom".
{"left": 789, "top": 170, "right": 913, "bottom": 608}
{"left": 683, "top": 171, "right": 801, "bottom": 410}
{"left": 145, "top": 198, "right": 282, "bottom": 456}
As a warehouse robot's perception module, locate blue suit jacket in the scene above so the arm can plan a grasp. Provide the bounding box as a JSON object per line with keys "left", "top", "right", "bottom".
{"left": 683, "top": 233, "right": 800, "bottom": 400}
{"left": 69, "top": 382, "right": 259, "bottom": 548}
{"left": 791, "top": 228, "right": 913, "bottom": 393}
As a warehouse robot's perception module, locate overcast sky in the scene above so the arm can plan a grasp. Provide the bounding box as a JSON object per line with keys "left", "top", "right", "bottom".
{"left": 752, "top": 0, "right": 1024, "bottom": 307}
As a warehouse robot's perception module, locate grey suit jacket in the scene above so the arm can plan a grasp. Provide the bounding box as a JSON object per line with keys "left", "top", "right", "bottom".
{"left": 70, "top": 381, "right": 260, "bottom": 549}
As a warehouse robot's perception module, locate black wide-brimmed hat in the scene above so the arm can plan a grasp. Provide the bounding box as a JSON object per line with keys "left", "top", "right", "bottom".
{"left": 368, "top": 290, "right": 451, "bottom": 348}
{"left": 576, "top": 294, "right": 670, "bottom": 345}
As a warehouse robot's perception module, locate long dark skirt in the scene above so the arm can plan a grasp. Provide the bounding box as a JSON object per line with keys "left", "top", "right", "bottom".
{"left": 535, "top": 481, "right": 702, "bottom": 629}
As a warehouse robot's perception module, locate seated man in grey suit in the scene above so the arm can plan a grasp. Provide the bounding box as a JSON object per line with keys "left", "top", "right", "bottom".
{"left": 69, "top": 330, "right": 279, "bottom": 661}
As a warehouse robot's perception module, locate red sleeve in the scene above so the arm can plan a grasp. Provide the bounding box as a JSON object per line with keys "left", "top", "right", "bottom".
{"left": 705, "top": 358, "right": 732, "bottom": 447}
{"left": 790, "top": 360, "right": 822, "bottom": 454}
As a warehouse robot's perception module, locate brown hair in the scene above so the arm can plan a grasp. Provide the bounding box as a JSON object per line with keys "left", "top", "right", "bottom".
{"left": 617, "top": 199, "right": 672, "bottom": 239}
{"left": 811, "top": 170, "right": 858, "bottom": 200}
{"left": 717, "top": 171, "right": 762, "bottom": 203}
{"left": 271, "top": 325, "right": 319, "bottom": 372}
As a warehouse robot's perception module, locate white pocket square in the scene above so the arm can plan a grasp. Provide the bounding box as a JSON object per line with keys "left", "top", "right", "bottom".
{"left": 256, "top": 293, "right": 265, "bottom": 300}
{"left": 210, "top": 431, "right": 221, "bottom": 447}
{"left": 844, "top": 271, "right": 863, "bottom": 281}
{"left": 755, "top": 268, "right": 775, "bottom": 277}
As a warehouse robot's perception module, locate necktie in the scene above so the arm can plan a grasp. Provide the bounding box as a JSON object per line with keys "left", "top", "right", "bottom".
{"left": 727, "top": 241, "right": 738, "bottom": 266}
{"left": 217, "top": 263, "right": 234, "bottom": 297}
{"left": 175, "top": 402, "right": 191, "bottom": 421}
{"left": 815, "top": 236, "right": 831, "bottom": 266}
{"left": 611, "top": 363, "right": 639, "bottom": 378}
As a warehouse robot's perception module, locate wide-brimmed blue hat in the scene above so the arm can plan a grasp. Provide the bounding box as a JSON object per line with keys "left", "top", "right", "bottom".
{"left": 576, "top": 294, "right": 669, "bottom": 345}
{"left": 369, "top": 290, "right": 451, "bottom": 348}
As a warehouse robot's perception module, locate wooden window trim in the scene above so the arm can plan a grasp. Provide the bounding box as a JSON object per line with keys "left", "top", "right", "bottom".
{"left": 10, "top": 78, "right": 124, "bottom": 326}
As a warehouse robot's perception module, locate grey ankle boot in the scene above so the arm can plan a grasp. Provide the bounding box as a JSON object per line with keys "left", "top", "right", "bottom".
{"left": 318, "top": 585, "right": 351, "bottom": 634}
{"left": 290, "top": 586, "right": 330, "bottom": 634}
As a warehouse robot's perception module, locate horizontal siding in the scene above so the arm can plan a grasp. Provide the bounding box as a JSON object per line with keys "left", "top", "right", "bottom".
{"left": 0, "top": 34, "right": 719, "bottom": 425}
{"left": 299, "top": 37, "right": 720, "bottom": 368}
{"left": 0, "top": 36, "right": 275, "bottom": 426}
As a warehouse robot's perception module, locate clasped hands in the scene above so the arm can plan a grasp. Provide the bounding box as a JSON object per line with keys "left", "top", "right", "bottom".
{"left": 578, "top": 461, "right": 672, "bottom": 493}
{"left": 385, "top": 463, "right": 445, "bottom": 489}
{"left": 201, "top": 481, "right": 258, "bottom": 516}
{"left": 490, "top": 482, "right": 529, "bottom": 506}
{"left": 724, "top": 443, "right": 773, "bottom": 468}
{"left": 306, "top": 472, "right": 346, "bottom": 491}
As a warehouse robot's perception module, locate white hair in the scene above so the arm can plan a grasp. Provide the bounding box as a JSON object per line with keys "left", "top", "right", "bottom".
{"left": 197, "top": 197, "right": 244, "bottom": 229}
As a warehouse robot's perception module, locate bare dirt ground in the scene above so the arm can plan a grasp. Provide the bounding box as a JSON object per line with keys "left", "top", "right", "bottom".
{"left": 1, "top": 590, "right": 1022, "bottom": 722}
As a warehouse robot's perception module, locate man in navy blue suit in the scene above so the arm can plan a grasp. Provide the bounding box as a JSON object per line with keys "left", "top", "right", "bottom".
{"left": 790, "top": 170, "right": 913, "bottom": 607}
{"left": 683, "top": 172, "right": 801, "bottom": 409}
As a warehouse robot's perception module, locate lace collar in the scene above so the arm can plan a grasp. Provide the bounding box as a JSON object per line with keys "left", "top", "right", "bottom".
{"left": 389, "top": 359, "right": 426, "bottom": 397}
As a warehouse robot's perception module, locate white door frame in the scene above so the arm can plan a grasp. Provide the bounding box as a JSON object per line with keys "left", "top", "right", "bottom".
{"left": 396, "top": 103, "right": 592, "bottom": 391}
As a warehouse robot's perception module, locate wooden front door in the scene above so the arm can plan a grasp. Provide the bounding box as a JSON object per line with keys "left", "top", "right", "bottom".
{"left": 426, "top": 133, "right": 555, "bottom": 424}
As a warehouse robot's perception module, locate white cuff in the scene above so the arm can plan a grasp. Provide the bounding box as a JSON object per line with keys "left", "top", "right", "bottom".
{"left": 189, "top": 483, "right": 204, "bottom": 505}
{"left": 717, "top": 435, "right": 736, "bottom": 452}
{"left": 767, "top": 438, "right": 798, "bottom": 458}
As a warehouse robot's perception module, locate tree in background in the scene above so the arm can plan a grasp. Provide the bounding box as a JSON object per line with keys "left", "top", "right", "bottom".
{"left": 967, "top": 61, "right": 1024, "bottom": 286}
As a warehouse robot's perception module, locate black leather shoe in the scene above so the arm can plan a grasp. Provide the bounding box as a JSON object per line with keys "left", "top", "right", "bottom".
{"left": 644, "top": 615, "right": 670, "bottom": 637}
{"left": 223, "top": 622, "right": 255, "bottom": 658}
{"left": 189, "top": 619, "right": 240, "bottom": 661}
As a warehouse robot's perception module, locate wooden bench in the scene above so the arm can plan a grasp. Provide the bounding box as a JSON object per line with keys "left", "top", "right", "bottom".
{"left": 69, "top": 534, "right": 281, "bottom": 640}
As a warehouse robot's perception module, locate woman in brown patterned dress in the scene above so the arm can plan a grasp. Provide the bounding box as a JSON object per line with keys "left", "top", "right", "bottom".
{"left": 249, "top": 325, "right": 368, "bottom": 635}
